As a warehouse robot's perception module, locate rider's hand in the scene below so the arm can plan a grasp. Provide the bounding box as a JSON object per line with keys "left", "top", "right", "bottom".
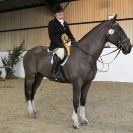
{"left": 71, "top": 41, "right": 77, "bottom": 45}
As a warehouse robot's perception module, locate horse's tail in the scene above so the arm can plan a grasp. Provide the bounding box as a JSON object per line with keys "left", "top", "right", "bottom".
{"left": 24, "top": 78, "right": 28, "bottom": 101}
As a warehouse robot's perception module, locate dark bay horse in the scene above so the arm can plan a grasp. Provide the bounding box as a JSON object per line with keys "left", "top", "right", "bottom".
{"left": 23, "top": 15, "right": 131, "bottom": 129}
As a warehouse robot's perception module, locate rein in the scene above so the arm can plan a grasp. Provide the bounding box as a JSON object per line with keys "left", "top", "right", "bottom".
{"left": 75, "top": 44, "right": 121, "bottom": 61}
{"left": 100, "top": 47, "right": 119, "bottom": 57}
{"left": 75, "top": 44, "right": 121, "bottom": 72}
{"left": 97, "top": 49, "right": 121, "bottom": 72}
{"left": 75, "top": 44, "right": 98, "bottom": 57}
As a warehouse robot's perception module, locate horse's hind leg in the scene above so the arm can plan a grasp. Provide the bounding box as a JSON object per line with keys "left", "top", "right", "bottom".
{"left": 79, "top": 81, "right": 91, "bottom": 126}
{"left": 25, "top": 74, "right": 36, "bottom": 118}
{"left": 31, "top": 73, "right": 43, "bottom": 114}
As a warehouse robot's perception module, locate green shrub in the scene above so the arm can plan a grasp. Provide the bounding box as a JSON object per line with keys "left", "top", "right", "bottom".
{"left": 1, "top": 41, "right": 25, "bottom": 79}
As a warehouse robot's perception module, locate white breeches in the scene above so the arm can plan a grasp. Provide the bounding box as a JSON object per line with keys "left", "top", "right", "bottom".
{"left": 54, "top": 48, "right": 65, "bottom": 60}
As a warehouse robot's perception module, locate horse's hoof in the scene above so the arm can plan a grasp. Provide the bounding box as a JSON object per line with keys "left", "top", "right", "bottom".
{"left": 73, "top": 125, "right": 80, "bottom": 129}
{"left": 32, "top": 112, "right": 37, "bottom": 119}
{"left": 80, "top": 120, "right": 89, "bottom": 126}
{"left": 73, "top": 124, "right": 80, "bottom": 129}
{"left": 28, "top": 112, "right": 37, "bottom": 119}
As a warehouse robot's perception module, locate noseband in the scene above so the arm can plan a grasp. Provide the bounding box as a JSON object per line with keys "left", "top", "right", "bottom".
{"left": 117, "top": 38, "right": 130, "bottom": 50}
{"left": 110, "top": 23, "right": 130, "bottom": 50}
{"left": 114, "top": 33, "right": 130, "bottom": 50}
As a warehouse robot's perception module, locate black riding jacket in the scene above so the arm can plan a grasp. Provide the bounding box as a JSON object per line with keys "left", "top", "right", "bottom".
{"left": 48, "top": 18, "right": 76, "bottom": 51}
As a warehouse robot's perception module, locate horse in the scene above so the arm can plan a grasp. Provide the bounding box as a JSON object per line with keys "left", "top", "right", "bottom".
{"left": 23, "top": 15, "right": 131, "bottom": 129}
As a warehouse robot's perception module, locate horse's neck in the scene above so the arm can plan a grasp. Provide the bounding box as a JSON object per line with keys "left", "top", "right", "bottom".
{"left": 78, "top": 22, "right": 109, "bottom": 60}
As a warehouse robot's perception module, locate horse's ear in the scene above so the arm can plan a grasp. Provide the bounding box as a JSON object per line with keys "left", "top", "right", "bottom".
{"left": 111, "top": 14, "right": 117, "bottom": 24}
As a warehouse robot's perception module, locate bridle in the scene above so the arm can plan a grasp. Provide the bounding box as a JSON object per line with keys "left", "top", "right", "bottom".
{"left": 75, "top": 22, "right": 130, "bottom": 72}
{"left": 108, "top": 23, "right": 130, "bottom": 50}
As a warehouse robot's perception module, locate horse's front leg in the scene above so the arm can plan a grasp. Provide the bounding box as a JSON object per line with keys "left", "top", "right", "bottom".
{"left": 72, "top": 80, "right": 82, "bottom": 129}
{"left": 79, "top": 81, "right": 91, "bottom": 126}
{"left": 79, "top": 106, "right": 88, "bottom": 125}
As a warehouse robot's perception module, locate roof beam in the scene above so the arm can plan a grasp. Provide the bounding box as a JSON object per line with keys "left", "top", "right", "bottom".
{"left": 0, "top": 0, "right": 78, "bottom": 13}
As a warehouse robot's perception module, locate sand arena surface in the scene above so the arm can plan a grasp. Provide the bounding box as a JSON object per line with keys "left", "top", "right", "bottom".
{"left": 0, "top": 79, "right": 133, "bottom": 133}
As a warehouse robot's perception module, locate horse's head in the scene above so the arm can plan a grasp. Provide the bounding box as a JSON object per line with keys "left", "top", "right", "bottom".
{"left": 106, "top": 15, "right": 131, "bottom": 55}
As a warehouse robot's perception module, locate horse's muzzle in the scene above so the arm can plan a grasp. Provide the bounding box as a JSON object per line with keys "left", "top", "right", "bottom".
{"left": 121, "top": 42, "right": 132, "bottom": 55}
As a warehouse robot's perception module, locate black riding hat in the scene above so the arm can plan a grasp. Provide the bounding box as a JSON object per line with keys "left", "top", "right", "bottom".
{"left": 53, "top": 5, "right": 63, "bottom": 14}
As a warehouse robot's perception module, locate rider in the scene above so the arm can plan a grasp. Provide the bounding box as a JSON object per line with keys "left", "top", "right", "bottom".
{"left": 48, "top": 4, "right": 76, "bottom": 80}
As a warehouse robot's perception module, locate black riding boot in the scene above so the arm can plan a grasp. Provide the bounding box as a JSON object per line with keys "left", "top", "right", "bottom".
{"left": 51, "top": 56, "right": 62, "bottom": 80}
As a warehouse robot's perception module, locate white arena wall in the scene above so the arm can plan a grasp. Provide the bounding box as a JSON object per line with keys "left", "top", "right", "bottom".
{"left": 0, "top": 47, "right": 132, "bottom": 83}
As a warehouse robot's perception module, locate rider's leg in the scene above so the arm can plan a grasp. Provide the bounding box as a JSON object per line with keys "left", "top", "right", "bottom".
{"left": 55, "top": 48, "right": 65, "bottom": 60}
{"left": 51, "top": 48, "right": 64, "bottom": 80}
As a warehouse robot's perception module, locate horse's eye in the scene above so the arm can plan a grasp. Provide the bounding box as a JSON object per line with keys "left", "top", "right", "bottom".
{"left": 108, "top": 29, "right": 115, "bottom": 35}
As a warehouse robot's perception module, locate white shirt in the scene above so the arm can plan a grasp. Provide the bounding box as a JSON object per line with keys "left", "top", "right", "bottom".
{"left": 57, "top": 19, "right": 64, "bottom": 26}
